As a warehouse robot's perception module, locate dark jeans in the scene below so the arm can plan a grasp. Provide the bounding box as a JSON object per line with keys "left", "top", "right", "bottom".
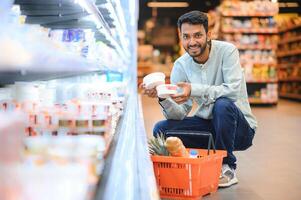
{"left": 153, "top": 97, "right": 255, "bottom": 169}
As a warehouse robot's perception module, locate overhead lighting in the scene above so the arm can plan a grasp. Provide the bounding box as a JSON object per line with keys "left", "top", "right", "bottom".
{"left": 279, "top": 2, "right": 299, "bottom": 8}
{"left": 147, "top": 2, "right": 189, "bottom": 8}
{"left": 271, "top": 0, "right": 277, "bottom": 3}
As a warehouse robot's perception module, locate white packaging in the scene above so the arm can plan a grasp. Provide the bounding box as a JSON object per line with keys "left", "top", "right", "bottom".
{"left": 156, "top": 84, "right": 178, "bottom": 99}
{"left": 143, "top": 72, "right": 165, "bottom": 89}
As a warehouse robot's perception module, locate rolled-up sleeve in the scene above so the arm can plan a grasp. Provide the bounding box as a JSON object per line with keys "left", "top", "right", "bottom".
{"left": 159, "top": 61, "right": 192, "bottom": 120}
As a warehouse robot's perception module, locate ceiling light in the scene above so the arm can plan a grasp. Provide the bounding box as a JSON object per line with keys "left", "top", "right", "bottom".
{"left": 147, "top": 2, "right": 189, "bottom": 8}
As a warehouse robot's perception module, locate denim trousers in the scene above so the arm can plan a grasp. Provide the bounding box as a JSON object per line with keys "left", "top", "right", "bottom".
{"left": 153, "top": 97, "right": 255, "bottom": 169}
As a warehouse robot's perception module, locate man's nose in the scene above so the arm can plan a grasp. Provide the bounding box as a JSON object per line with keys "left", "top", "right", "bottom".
{"left": 188, "top": 37, "right": 197, "bottom": 45}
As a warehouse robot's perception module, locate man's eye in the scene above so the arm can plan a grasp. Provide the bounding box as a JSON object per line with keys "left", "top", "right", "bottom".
{"left": 183, "top": 35, "right": 189, "bottom": 39}
{"left": 195, "top": 33, "right": 201, "bottom": 38}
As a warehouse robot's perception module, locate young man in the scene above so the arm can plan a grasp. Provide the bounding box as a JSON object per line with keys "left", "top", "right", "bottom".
{"left": 142, "top": 11, "right": 257, "bottom": 187}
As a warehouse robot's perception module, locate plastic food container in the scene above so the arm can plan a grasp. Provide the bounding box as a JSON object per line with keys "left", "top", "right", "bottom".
{"left": 156, "top": 84, "right": 178, "bottom": 99}
{"left": 143, "top": 72, "right": 165, "bottom": 89}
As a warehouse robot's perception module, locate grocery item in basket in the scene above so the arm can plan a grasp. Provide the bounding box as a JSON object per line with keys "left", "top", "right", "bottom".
{"left": 148, "top": 132, "right": 169, "bottom": 156}
{"left": 165, "top": 137, "right": 189, "bottom": 157}
{"left": 156, "top": 84, "right": 178, "bottom": 99}
{"left": 143, "top": 72, "right": 165, "bottom": 89}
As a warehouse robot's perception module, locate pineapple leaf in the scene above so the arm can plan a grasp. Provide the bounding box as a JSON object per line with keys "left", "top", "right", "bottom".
{"left": 148, "top": 131, "right": 169, "bottom": 156}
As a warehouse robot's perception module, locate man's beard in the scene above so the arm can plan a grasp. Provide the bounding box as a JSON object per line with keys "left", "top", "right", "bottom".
{"left": 184, "top": 40, "right": 207, "bottom": 58}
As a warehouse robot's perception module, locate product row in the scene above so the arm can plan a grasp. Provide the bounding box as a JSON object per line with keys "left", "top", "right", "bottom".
{"left": 278, "top": 67, "right": 301, "bottom": 80}
{"left": 277, "top": 41, "right": 301, "bottom": 54}
{"left": 278, "top": 30, "right": 301, "bottom": 44}
{"left": 249, "top": 84, "right": 278, "bottom": 103}
{"left": 240, "top": 50, "right": 276, "bottom": 64}
{"left": 278, "top": 16, "right": 301, "bottom": 32}
{"left": 222, "top": 34, "right": 278, "bottom": 47}
{"left": 221, "top": 0, "right": 278, "bottom": 16}
{"left": 243, "top": 64, "right": 277, "bottom": 82}
{"left": 0, "top": 79, "right": 126, "bottom": 137}
{"left": 222, "top": 17, "right": 277, "bottom": 30}
{"left": 278, "top": 56, "right": 301, "bottom": 66}
{"left": 279, "top": 82, "right": 301, "bottom": 96}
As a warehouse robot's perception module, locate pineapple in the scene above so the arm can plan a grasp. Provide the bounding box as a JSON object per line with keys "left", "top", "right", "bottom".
{"left": 148, "top": 132, "right": 170, "bottom": 156}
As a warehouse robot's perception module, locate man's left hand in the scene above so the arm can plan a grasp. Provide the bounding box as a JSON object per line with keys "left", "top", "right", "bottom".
{"left": 171, "top": 82, "right": 191, "bottom": 104}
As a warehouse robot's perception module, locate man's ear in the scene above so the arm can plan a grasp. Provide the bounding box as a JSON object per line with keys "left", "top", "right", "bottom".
{"left": 177, "top": 28, "right": 181, "bottom": 41}
{"left": 177, "top": 28, "right": 181, "bottom": 36}
{"left": 207, "top": 30, "right": 212, "bottom": 42}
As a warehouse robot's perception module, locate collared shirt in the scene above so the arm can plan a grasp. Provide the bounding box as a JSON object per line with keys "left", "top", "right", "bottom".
{"left": 159, "top": 40, "right": 258, "bottom": 131}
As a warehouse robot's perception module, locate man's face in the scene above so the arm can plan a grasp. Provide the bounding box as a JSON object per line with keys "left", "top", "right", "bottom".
{"left": 180, "top": 23, "right": 208, "bottom": 58}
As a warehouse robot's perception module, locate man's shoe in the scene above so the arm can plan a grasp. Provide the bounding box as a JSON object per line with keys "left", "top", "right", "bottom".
{"left": 218, "top": 164, "right": 238, "bottom": 188}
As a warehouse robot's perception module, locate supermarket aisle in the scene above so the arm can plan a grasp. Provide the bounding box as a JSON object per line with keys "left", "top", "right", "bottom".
{"left": 141, "top": 95, "right": 301, "bottom": 200}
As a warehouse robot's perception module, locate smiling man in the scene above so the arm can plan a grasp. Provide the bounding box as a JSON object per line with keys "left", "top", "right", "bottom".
{"left": 142, "top": 11, "right": 257, "bottom": 187}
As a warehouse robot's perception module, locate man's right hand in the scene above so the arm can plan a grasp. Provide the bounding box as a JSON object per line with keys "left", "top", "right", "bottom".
{"left": 139, "top": 83, "right": 158, "bottom": 98}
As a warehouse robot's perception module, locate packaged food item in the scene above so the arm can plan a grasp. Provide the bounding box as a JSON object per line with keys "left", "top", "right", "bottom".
{"left": 165, "top": 137, "right": 189, "bottom": 157}
{"left": 143, "top": 72, "right": 165, "bottom": 89}
{"left": 189, "top": 149, "right": 198, "bottom": 158}
{"left": 156, "top": 84, "right": 178, "bottom": 99}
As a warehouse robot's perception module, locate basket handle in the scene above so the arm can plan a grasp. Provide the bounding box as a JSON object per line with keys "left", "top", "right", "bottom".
{"left": 165, "top": 131, "right": 216, "bottom": 155}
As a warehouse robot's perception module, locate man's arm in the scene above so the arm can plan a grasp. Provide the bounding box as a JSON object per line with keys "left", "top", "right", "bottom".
{"left": 159, "top": 62, "right": 192, "bottom": 120}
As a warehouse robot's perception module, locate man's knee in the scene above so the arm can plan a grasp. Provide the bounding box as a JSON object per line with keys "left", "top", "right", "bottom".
{"left": 153, "top": 120, "right": 168, "bottom": 137}
{"left": 213, "top": 97, "right": 235, "bottom": 116}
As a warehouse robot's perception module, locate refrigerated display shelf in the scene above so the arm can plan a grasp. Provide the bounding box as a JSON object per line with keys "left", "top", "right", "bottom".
{"left": 222, "top": 28, "right": 278, "bottom": 34}
{"left": 277, "top": 49, "right": 301, "bottom": 57}
{"left": 95, "top": 94, "right": 159, "bottom": 200}
{"left": 0, "top": 1, "right": 158, "bottom": 199}
{"left": 14, "top": 0, "right": 129, "bottom": 61}
{"left": 278, "top": 36, "right": 301, "bottom": 45}
{"left": 279, "top": 93, "right": 301, "bottom": 100}
{"left": 0, "top": 70, "right": 107, "bottom": 85}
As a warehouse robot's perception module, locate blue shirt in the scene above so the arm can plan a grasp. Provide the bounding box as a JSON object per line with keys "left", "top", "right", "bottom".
{"left": 159, "top": 40, "right": 258, "bottom": 130}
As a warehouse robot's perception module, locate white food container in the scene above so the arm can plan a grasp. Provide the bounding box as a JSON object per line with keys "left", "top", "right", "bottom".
{"left": 143, "top": 72, "right": 165, "bottom": 89}
{"left": 156, "top": 84, "right": 178, "bottom": 99}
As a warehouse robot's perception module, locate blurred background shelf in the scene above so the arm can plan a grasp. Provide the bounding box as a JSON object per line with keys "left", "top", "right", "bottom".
{"left": 277, "top": 49, "right": 301, "bottom": 57}
{"left": 248, "top": 98, "right": 278, "bottom": 105}
{"left": 279, "top": 93, "right": 301, "bottom": 100}
{"left": 221, "top": 28, "right": 278, "bottom": 34}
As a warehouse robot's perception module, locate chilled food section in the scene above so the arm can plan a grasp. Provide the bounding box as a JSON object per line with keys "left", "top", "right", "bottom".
{"left": 0, "top": 1, "right": 158, "bottom": 200}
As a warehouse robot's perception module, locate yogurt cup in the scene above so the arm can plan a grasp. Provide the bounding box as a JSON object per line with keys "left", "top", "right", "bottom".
{"left": 156, "top": 84, "right": 178, "bottom": 99}
{"left": 143, "top": 72, "right": 165, "bottom": 89}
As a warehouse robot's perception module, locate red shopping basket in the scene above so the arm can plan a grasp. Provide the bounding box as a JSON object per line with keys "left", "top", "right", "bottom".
{"left": 151, "top": 131, "right": 227, "bottom": 200}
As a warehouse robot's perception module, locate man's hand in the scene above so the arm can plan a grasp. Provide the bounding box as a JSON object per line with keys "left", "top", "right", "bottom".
{"left": 139, "top": 83, "right": 158, "bottom": 98}
{"left": 171, "top": 82, "right": 191, "bottom": 104}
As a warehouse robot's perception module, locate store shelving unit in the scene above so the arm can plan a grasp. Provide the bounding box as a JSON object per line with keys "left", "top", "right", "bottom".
{"left": 0, "top": 1, "right": 158, "bottom": 200}
{"left": 220, "top": 0, "right": 279, "bottom": 105}
{"left": 277, "top": 17, "right": 301, "bottom": 101}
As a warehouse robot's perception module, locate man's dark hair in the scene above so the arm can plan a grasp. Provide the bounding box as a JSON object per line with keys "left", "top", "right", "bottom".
{"left": 177, "top": 11, "right": 208, "bottom": 33}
